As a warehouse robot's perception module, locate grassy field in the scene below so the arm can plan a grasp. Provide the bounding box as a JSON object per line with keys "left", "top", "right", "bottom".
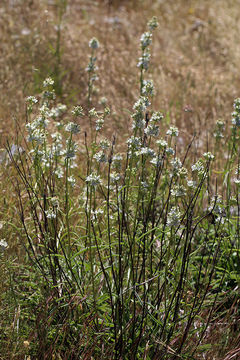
{"left": 0, "top": 1, "right": 239, "bottom": 359}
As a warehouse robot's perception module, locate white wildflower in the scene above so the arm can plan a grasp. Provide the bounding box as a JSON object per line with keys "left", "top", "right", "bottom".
{"left": 43, "top": 77, "right": 54, "bottom": 87}
{"left": 166, "top": 126, "right": 179, "bottom": 137}
{"left": 86, "top": 173, "right": 102, "bottom": 187}
{"left": 191, "top": 159, "right": 205, "bottom": 175}
{"left": 144, "top": 123, "right": 160, "bottom": 137}
{"left": 167, "top": 207, "right": 181, "bottom": 227}
{"left": 151, "top": 112, "right": 164, "bottom": 123}
{"left": 96, "top": 117, "right": 104, "bottom": 131}
{"left": 156, "top": 139, "right": 167, "bottom": 148}
{"left": 133, "top": 96, "right": 151, "bottom": 112}
{"left": 137, "top": 50, "right": 151, "bottom": 70}
{"left": 140, "top": 32, "right": 152, "bottom": 49}
{"left": 171, "top": 158, "right": 182, "bottom": 176}
{"left": 142, "top": 80, "right": 154, "bottom": 96}
{"left": 89, "top": 108, "right": 98, "bottom": 117}
{"left": 72, "top": 105, "right": 84, "bottom": 117}
{"left": 150, "top": 156, "right": 163, "bottom": 168}
{"left": 55, "top": 167, "right": 64, "bottom": 179}
{"left": 171, "top": 185, "right": 186, "bottom": 197}
{"left": 26, "top": 96, "right": 38, "bottom": 105}
{"left": 99, "top": 97, "right": 107, "bottom": 106}
{"left": 187, "top": 180, "right": 197, "bottom": 189}
{"left": 110, "top": 172, "right": 121, "bottom": 183}
{"left": 65, "top": 141, "right": 78, "bottom": 159}
{"left": 127, "top": 136, "right": 141, "bottom": 150}
{"left": 148, "top": 16, "right": 159, "bottom": 31}
{"left": 68, "top": 175, "right": 76, "bottom": 187}
{"left": 136, "top": 147, "right": 155, "bottom": 157}
{"left": 203, "top": 152, "right": 214, "bottom": 161}
{"left": 89, "top": 37, "right": 99, "bottom": 49}
{"left": 99, "top": 139, "right": 110, "bottom": 150}
{"left": 132, "top": 118, "right": 145, "bottom": 130}
{"left": 50, "top": 197, "right": 59, "bottom": 208}
{"left": 65, "top": 122, "right": 81, "bottom": 134}
{"left": 94, "top": 150, "right": 107, "bottom": 163}
{"left": 112, "top": 154, "right": 123, "bottom": 169}
{"left": 234, "top": 178, "right": 240, "bottom": 185}
{"left": 45, "top": 208, "right": 56, "bottom": 219}
{"left": 0, "top": 239, "right": 8, "bottom": 252}
{"left": 166, "top": 147, "right": 175, "bottom": 156}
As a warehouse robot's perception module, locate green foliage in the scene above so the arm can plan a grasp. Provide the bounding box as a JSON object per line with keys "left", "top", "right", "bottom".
{"left": 0, "top": 16, "right": 239, "bottom": 360}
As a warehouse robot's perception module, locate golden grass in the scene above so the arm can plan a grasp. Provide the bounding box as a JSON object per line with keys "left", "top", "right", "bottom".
{"left": 0, "top": 1, "right": 239, "bottom": 358}
{"left": 1, "top": 0, "right": 240, "bottom": 144}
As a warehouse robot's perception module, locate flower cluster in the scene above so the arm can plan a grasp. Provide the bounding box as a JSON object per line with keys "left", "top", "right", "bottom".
{"left": 166, "top": 126, "right": 179, "bottom": 137}
{"left": 167, "top": 207, "right": 181, "bottom": 227}
{"left": 86, "top": 173, "right": 102, "bottom": 187}
{"left": 232, "top": 98, "right": 240, "bottom": 126}
{"left": 65, "top": 122, "right": 81, "bottom": 134}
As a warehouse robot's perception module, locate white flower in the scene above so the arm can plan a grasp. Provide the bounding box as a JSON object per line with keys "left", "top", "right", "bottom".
{"left": 92, "top": 208, "right": 104, "bottom": 222}
{"left": 72, "top": 105, "right": 84, "bottom": 117}
{"left": 234, "top": 178, "right": 240, "bottom": 185}
{"left": 96, "top": 118, "right": 104, "bottom": 131}
{"left": 171, "top": 158, "right": 182, "bottom": 176}
{"left": 148, "top": 16, "right": 159, "bottom": 31}
{"left": 150, "top": 156, "right": 163, "bottom": 167}
{"left": 45, "top": 208, "right": 56, "bottom": 219}
{"left": 89, "top": 108, "right": 98, "bottom": 117}
{"left": 86, "top": 173, "right": 102, "bottom": 187}
{"left": 89, "top": 37, "right": 99, "bottom": 49}
{"left": 112, "top": 154, "right": 123, "bottom": 169}
{"left": 232, "top": 111, "right": 240, "bottom": 126}
{"left": 43, "top": 77, "right": 54, "bottom": 87}
{"left": 136, "top": 147, "right": 155, "bottom": 157}
{"left": 50, "top": 197, "right": 59, "bottom": 208}
{"left": 55, "top": 167, "right": 64, "bottom": 179}
{"left": 99, "top": 97, "right": 107, "bottom": 106}
{"left": 156, "top": 139, "right": 167, "bottom": 148}
{"left": 68, "top": 175, "right": 76, "bottom": 187}
{"left": 127, "top": 136, "right": 141, "bottom": 150}
{"left": 140, "top": 32, "right": 152, "bottom": 49}
{"left": 187, "top": 180, "right": 197, "bottom": 188}
{"left": 167, "top": 207, "right": 181, "bottom": 227}
{"left": 192, "top": 160, "right": 205, "bottom": 175}
{"left": 132, "top": 118, "right": 145, "bottom": 130}
{"left": 166, "top": 147, "right": 175, "bottom": 156}
{"left": 203, "top": 152, "right": 214, "bottom": 161}
{"left": 137, "top": 51, "right": 151, "bottom": 70}
{"left": 65, "top": 122, "right": 81, "bottom": 134}
{"left": 171, "top": 185, "right": 186, "bottom": 197}
{"left": 27, "top": 128, "right": 46, "bottom": 144}
{"left": 142, "top": 80, "right": 154, "bottom": 96}
{"left": 94, "top": 150, "right": 107, "bottom": 163}
{"left": 65, "top": 141, "right": 78, "bottom": 159}
{"left": 133, "top": 96, "right": 151, "bottom": 112}
{"left": 26, "top": 96, "right": 38, "bottom": 104}
{"left": 144, "top": 123, "right": 160, "bottom": 137}
{"left": 110, "top": 172, "right": 121, "bottom": 183}
{"left": 141, "top": 181, "right": 149, "bottom": 192}
{"left": 99, "top": 139, "right": 110, "bottom": 149}
{"left": 233, "top": 98, "right": 240, "bottom": 111}
{"left": 50, "top": 104, "right": 67, "bottom": 119}
{"left": 166, "top": 126, "right": 179, "bottom": 137}
{"left": 151, "top": 112, "right": 163, "bottom": 123}
{"left": 0, "top": 239, "right": 8, "bottom": 252}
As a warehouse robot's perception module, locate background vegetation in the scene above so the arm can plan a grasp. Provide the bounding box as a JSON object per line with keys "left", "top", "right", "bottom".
{"left": 0, "top": 0, "right": 239, "bottom": 359}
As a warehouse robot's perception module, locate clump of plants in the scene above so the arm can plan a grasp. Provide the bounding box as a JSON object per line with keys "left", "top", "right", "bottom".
{"left": 1, "top": 16, "right": 239, "bottom": 360}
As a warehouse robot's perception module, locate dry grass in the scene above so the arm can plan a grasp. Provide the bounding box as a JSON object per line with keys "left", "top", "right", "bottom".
{"left": 0, "top": 0, "right": 240, "bottom": 359}
{"left": 1, "top": 0, "right": 240, "bottom": 144}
